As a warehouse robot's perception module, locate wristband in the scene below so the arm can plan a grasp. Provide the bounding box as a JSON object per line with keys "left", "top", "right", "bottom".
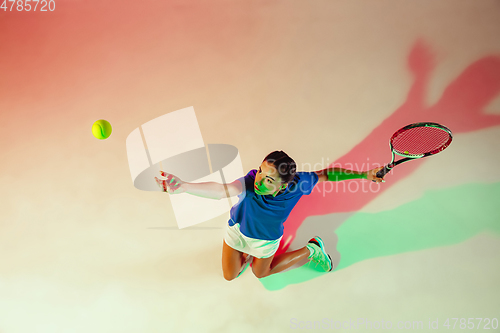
{"left": 327, "top": 169, "right": 367, "bottom": 181}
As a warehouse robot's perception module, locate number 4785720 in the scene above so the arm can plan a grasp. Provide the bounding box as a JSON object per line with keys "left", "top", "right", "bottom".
{"left": 1, "top": 0, "right": 55, "bottom": 11}
{"left": 443, "top": 318, "right": 498, "bottom": 330}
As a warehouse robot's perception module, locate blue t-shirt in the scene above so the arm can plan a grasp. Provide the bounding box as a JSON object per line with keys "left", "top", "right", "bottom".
{"left": 228, "top": 169, "right": 319, "bottom": 241}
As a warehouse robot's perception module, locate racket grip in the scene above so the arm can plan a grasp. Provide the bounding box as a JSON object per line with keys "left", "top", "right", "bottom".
{"left": 375, "top": 165, "right": 392, "bottom": 179}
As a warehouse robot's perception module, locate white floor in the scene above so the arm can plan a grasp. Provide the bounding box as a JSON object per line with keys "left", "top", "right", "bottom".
{"left": 1, "top": 0, "right": 499, "bottom": 332}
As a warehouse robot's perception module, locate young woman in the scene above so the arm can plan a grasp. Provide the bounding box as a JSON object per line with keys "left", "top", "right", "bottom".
{"left": 155, "top": 151, "right": 385, "bottom": 281}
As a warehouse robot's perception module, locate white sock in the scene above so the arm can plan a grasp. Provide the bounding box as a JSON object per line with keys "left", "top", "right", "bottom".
{"left": 306, "top": 244, "right": 314, "bottom": 258}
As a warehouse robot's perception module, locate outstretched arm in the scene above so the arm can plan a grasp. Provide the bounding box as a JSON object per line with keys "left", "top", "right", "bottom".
{"left": 155, "top": 171, "right": 243, "bottom": 200}
{"left": 314, "top": 167, "right": 385, "bottom": 183}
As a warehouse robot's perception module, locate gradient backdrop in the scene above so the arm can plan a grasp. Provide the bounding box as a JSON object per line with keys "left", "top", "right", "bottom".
{"left": 1, "top": 0, "right": 499, "bottom": 332}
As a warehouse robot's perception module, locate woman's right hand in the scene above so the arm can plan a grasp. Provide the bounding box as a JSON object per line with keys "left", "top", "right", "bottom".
{"left": 155, "top": 171, "right": 187, "bottom": 194}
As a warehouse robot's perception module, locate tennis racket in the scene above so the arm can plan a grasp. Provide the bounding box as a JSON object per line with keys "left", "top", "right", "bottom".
{"left": 375, "top": 122, "right": 453, "bottom": 180}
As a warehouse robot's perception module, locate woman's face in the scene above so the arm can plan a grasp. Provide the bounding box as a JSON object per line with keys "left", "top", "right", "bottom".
{"left": 254, "top": 161, "right": 286, "bottom": 196}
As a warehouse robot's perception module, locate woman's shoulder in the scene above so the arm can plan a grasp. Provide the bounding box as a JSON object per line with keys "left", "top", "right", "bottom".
{"left": 295, "top": 171, "right": 318, "bottom": 181}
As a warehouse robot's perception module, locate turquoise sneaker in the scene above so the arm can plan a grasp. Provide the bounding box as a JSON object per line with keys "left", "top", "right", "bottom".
{"left": 307, "top": 237, "right": 333, "bottom": 272}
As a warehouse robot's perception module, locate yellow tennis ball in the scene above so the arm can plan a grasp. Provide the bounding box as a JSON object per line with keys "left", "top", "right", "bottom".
{"left": 404, "top": 150, "right": 409, "bottom": 154}
{"left": 92, "top": 119, "right": 112, "bottom": 140}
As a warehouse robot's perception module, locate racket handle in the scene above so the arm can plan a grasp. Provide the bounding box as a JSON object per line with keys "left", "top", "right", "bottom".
{"left": 375, "top": 165, "right": 393, "bottom": 179}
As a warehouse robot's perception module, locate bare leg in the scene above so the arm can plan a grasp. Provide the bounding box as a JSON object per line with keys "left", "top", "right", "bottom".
{"left": 221, "top": 240, "right": 247, "bottom": 281}
{"left": 251, "top": 246, "right": 310, "bottom": 278}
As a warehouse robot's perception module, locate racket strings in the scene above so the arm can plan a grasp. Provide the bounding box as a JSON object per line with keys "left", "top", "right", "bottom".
{"left": 392, "top": 126, "right": 451, "bottom": 156}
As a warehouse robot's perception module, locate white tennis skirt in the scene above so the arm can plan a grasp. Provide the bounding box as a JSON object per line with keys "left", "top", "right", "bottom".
{"left": 224, "top": 221, "right": 282, "bottom": 259}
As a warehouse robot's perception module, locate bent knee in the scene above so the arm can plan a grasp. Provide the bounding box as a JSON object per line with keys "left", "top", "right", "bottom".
{"left": 223, "top": 272, "right": 237, "bottom": 281}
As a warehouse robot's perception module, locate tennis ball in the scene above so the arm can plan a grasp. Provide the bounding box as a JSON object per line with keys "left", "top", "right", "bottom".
{"left": 92, "top": 119, "right": 112, "bottom": 140}
{"left": 404, "top": 151, "right": 409, "bottom": 154}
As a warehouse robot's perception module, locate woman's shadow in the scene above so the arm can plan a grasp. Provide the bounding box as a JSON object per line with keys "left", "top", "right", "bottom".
{"left": 259, "top": 40, "right": 500, "bottom": 290}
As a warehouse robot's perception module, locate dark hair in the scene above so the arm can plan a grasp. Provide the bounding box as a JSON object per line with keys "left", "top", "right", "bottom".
{"left": 263, "top": 150, "right": 297, "bottom": 184}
